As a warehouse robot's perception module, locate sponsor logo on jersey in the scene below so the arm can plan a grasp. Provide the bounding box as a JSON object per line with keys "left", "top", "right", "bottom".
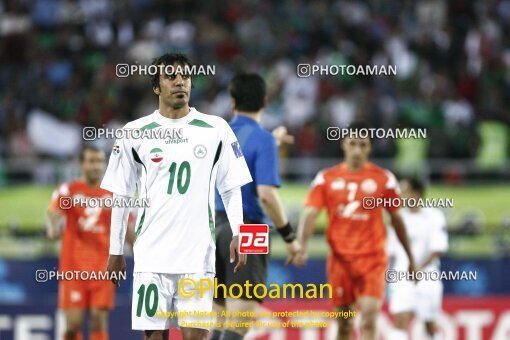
{"left": 194, "top": 144, "right": 207, "bottom": 159}
{"left": 113, "top": 142, "right": 120, "bottom": 155}
{"left": 165, "top": 138, "right": 189, "bottom": 144}
{"left": 361, "top": 178, "right": 377, "bottom": 194}
{"left": 150, "top": 148, "right": 164, "bottom": 162}
{"left": 157, "top": 128, "right": 188, "bottom": 144}
{"left": 231, "top": 141, "right": 243, "bottom": 158}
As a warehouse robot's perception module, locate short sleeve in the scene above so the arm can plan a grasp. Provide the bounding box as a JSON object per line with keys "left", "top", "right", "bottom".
{"left": 48, "top": 182, "right": 70, "bottom": 214}
{"left": 254, "top": 133, "right": 281, "bottom": 187}
{"left": 100, "top": 136, "right": 138, "bottom": 197}
{"left": 429, "top": 210, "right": 449, "bottom": 253}
{"left": 215, "top": 122, "right": 253, "bottom": 194}
{"left": 305, "top": 170, "right": 327, "bottom": 210}
{"left": 382, "top": 169, "right": 400, "bottom": 213}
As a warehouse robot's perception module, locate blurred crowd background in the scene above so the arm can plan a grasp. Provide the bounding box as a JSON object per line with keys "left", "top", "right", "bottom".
{"left": 0, "top": 0, "right": 509, "bottom": 232}
{"left": 1, "top": 0, "right": 509, "bottom": 184}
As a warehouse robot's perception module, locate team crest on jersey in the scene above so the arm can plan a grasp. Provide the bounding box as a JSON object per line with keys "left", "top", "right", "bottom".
{"left": 331, "top": 178, "right": 345, "bottom": 190}
{"left": 194, "top": 144, "right": 207, "bottom": 159}
{"left": 113, "top": 142, "right": 120, "bottom": 155}
{"left": 361, "top": 178, "right": 377, "bottom": 194}
{"left": 150, "top": 148, "right": 164, "bottom": 163}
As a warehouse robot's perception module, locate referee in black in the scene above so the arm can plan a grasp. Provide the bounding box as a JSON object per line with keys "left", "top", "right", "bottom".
{"left": 212, "top": 73, "right": 302, "bottom": 340}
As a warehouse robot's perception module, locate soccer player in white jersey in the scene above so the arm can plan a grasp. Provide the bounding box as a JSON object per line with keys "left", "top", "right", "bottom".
{"left": 103, "top": 53, "right": 253, "bottom": 340}
{"left": 387, "top": 178, "right": 448, "bottom": 340}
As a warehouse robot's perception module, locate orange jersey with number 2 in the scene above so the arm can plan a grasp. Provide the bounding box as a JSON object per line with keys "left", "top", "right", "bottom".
{"left": 49, "top": 180, "right": 112, "bottom": 273}
{"left": 306, "top": 162, "right": 400, "bottom": 258}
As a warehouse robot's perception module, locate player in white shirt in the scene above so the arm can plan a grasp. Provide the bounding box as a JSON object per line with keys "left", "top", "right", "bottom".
{"left": 387, "top": 178, "right": 448, "bottom": 340}
{"left": 103, "top": 53, "right": 252, "bottom": 340}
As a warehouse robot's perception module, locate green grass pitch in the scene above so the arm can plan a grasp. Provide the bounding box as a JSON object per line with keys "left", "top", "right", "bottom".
{"left": 0, "top": 183, "right": 508, "bottom": 257}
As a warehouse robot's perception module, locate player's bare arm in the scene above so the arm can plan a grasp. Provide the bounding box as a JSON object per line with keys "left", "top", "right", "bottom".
{"left": 389, "top": 210, "right": 416, "bottom": 274}
{"left": 257, "top": 185, "right": 301, "bottom": 266}
{"left": 46, "top": 208, "right": 64, "bottom": 240}
{"left": 296, "top": 206, "right": 320, "bottom": 267}
{"left": 106, "top": 255, "right": 126, "bottom": 288}
{"left": 229, "top": 235, "right": 247, "bottom": 273}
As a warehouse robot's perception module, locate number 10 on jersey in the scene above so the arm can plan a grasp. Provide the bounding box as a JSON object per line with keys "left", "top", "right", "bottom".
{"left": 167, "top": 161, "right": 191, "bottom": 195}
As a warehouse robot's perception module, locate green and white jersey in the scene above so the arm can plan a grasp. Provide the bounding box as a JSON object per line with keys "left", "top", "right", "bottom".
{"left": 101, "top": 108, "right": 252, "bottom": 274}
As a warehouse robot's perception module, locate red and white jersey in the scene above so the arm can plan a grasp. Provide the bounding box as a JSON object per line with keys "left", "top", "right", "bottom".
{"left": 50, "top": 180, "right": 111, "bottom": 273}
{"left": 306, "top": 162, "right": 400, "bottom": 257}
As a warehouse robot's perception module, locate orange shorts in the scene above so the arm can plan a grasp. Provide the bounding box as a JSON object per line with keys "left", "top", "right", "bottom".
{"left": 327, "top": 251, "right": 387, "bottom": 306}
{"left": 58, "top": 278, "right": 115, "bottom": 310}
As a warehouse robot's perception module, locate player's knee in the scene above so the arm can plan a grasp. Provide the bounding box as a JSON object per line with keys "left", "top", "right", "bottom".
{"left": 338, "top": 317, "right": 354, "bottom": 335}
{"left": 64, "top": 330, "right": 82, "bottom": 340}
{"left": 144, "top": 330, "right": 168, "bottom": 340}
{"left": 425, "top": 321, "right": 436, "bottom": 335}
{"left": 360, "top": 310, "right": 378, "bottom": 330}
{"left": 181, "top": 327, "right": 208, "bottom": 340}
{"left": 89, "top": 309, "right": 108, "bottom": 331}
{"left": 393, "top": 316, "right": 408, "bottom": 329}
{"left": 89, "top": 315, "right": 107, "bottom": 331}
{"left": 225, "top": 298, "right": 258, "bottom": 336}
{"left": 65, "top": 318, "right": 84, "bottom": 334}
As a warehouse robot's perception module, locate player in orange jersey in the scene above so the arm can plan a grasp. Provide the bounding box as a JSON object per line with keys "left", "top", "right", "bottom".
{"left": 47, "top": 145, "right": 134, "bottom": 340}
{"left": 297, "top": 121, "right": 416, "bottom": 340}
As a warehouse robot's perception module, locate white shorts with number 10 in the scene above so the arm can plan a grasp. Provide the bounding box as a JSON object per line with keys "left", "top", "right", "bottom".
{"left": 132, "top": 272, "right": 215, "bottom": 330}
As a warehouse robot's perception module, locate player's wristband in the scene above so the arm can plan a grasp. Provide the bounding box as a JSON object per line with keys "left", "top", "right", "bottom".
{"left": 276, "top": 222, "right": 297, "bottom": 243}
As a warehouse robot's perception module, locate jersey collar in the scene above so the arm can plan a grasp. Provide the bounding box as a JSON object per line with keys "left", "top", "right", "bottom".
{"left": 154, "top": 107, "right": 196, "bottom": 125}
{"left": 339, "top": 161, "right": 372, "bottom": 173}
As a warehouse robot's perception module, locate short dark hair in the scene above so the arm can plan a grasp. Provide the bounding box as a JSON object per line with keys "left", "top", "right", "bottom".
{"left": 403, "top": 177, "right": 426, "bottom": 196}
{"left": 346, "top": 120, "right": 372, "bottom": 142}
{"left": 229, "top": 73, "right": 266, "bottom": 112}
{"left": 150, "top": 53, "right": 193, "bottom": 90}
{"left": 80, "top": 145, "right": 103, "bottom": 162}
